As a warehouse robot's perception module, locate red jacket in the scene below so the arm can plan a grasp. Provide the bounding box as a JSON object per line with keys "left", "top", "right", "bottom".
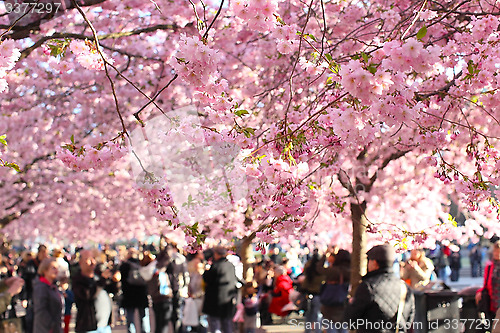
{"left": 477, "top": 261, "right": 496, "bottom": 313}
{"left": 268, "top": 274, "right": 294, "bottom": 317}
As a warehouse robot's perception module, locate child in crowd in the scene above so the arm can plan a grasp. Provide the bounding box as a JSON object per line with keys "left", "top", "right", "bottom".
{"left": 242, "top": 281, "right": 260, "bottom": 333}
{"left": 60, "top": 277, "right": 74, "bottom": 333}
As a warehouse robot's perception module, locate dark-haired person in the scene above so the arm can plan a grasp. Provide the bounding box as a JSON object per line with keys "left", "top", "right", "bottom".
{"left": 72, "top": 250, "right": 113, "bottom": 333}
{"left": 148, "top": 251, "right": 174, "bottom": 333}
{"left": 318, "top": 249, "right": 351, "bottom": 333}
{"left": 203, "top": 246, "right": 238, "bottom": 333}
{"left": 301, "top": 250, "right": 326, "bottom": 333}
{"left": 33, "top": 257, "right": 63, "bottom": 333}
{"left": 344, "top": 244, "right": 415, "bottom": 333}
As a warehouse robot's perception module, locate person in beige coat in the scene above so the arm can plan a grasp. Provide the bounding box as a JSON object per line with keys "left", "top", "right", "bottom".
{"left": 400, "top": 249, "right": 434, "bottom": 289}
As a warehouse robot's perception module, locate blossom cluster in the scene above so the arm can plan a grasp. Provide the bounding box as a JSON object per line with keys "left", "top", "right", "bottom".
{"left": 136, "top": 176, "right": 179, "bottom": 225}
{"left": 340, "top": 61, "right": 394, "bottom": 104}
{"left": 69, "top": 40, "right": 113, "bottom": 71}
{"left": 245, "top": 156, "right": 313, "bottom": 243}
{"left": 231, "top": 0, "right": 279, "bottom": 32}
{"left": 0, "top": 39, "right": 21, "bottom": 93}
{"left": 470, "top": 15, "right": 500, "bottom": 41}
{"left": 58, "top": 143, "right": 126, "bottom": 171}
{"left": 272, "top": 24, "right": 298, "bottom": 55}
{"left": 170, "top": 35, "right": 226, "bottom": 94}
{"left": 381, "top": 38, "right": 440, "bottom": 73}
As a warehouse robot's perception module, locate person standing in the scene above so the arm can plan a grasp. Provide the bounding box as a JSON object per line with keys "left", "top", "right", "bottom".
{"left": 476, "top": 241, "right": 500, "bottom": 321}
{"left": 203, "top": 246, "right": 238, "bottom": 333}
{"left": 33, "top": 258, "right": 63, "bottom": 333}
{"left": 21, "top": 244, "right": 49, "bottom": 333}
{"left": 72, "top": 250, "right": 113, "bottom": 333}
{"left": 470, "top": 245, "right": 482, "bottom": 278}
{"left": 400, "top": 249, "right": 434, "bottom": 289}
{"left": 268, "top": 265, "right": 294, "bottom": 318}
{"left": 119, "top": 248, "right": 150, "bottom": 333}
{"left": 301, "top": 250, "right": 325, "bottom": 333}
{"left": 318, "top": 249, "right": 351, "bottom": 333}
{"left": 148, "top": 251, "right": 174, "bottom": 333}
{"left": 186, "top": 257, "right": 206, "bottom": 332}
{"left": 22, "top": 245, "right": 48, "bottom": 303}
{"left": 448, "top": 245, "right": 461, "bottom": 282}
{"left": 166, "top": 242, "right": 189, "bottom": 333}
{"left": 344, "top": 244, "right": 415, "bottom": 333}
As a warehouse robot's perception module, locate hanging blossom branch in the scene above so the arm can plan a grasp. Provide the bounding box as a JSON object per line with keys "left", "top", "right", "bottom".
{"left": 71, "top": 0, "right": 128, "bottom": 138}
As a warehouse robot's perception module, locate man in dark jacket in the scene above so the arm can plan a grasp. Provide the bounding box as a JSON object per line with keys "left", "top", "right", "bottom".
{"left": 166, "top": 242, "right": 188, "bottom": 333}
{"left": 344, "top": 244, "right": 415, "bottom": 333}
{"left": 203, "top": 246, "right": 238, "bottom": 333}
{"left": 72, "top": 250, "right": 112, "bottom": 333}
{"left": 119, "top": 248, "right": 150, "bottom": 333}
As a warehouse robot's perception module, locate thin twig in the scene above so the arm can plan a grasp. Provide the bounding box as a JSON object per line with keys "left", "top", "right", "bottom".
{"left": 0, "top": 1, "right": 39, "bottom": 39}
{"left": 401, "top": 0, "right": 428, "bottom": 40}
{"left": 133, "top": 74, "right": 178, "bottom": 124}
{"left": 283, "top": 0, "right": 315, "bottom": 138}
{"left": 202, "top": 0, "right": 225, "bottom": 41}
{"left": 71, "top": 0, "right": 128, "bottom": 137}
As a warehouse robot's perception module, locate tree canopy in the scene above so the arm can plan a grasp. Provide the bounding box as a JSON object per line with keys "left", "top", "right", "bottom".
{"left": 1, "top": 0, "right": 499, "bottom": 249}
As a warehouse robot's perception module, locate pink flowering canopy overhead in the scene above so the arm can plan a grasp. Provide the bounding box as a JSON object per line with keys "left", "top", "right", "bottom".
{"left": 1, "top": 0, "right": 500, "bottom": 249}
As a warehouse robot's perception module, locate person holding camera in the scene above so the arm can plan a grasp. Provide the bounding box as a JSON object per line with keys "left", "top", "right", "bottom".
{"left": 400, "top": 249, "right": 434, "bottom": 289}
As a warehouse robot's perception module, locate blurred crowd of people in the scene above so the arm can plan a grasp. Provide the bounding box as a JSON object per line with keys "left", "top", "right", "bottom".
{"left": 0, "top": 237, "right": 494, "bottom": 333}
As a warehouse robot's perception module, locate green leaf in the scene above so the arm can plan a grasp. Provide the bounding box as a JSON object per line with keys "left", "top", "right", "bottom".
{"left": 242, "top": 127, "right": 255, "bottom": 138}
{"left": 70, "top": 134, "right": 75, "bottom": 144}
{"left": 325, "top": 53, "right": 333, "bottom": 63}
{"left": 329, "top": 62, "right": 341, "bottom": 74}
{"left": 361, "top": 52, "right": 369, "bottom": 63}
{"left": 416, "top": 26, "right": 427, "bottom": 40}
{"left": 367, "top": 64, "right": 378, "bottom": 74}
{"left": 6, "top": 163, "right": 20, "bottom": 172}
{"left": 0, "top": 134, "right": 7, "bottom": 146}
{"left": 235, "top": 109, "right": 249, "bottom": 117}
{"left": 467, "top": 60, "right": 474, "bottom": 75}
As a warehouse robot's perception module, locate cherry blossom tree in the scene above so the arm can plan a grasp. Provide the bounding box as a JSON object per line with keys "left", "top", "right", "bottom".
{"left": 1, "top": 0, "right": 500, "bottom": 286}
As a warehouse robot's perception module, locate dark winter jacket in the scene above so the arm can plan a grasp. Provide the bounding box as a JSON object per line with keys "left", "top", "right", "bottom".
{"left": 72, "top": 272, "right": 110, "bottom": 332}
{"left": 119, "top": 259, "right": 149, "bottom": 309}
{"left": 20, "top": 258, "right": 40, "bottom": 300}
{"left": 33, "top": 277, "right": 63, "bottom": 333}
{"left": 318, "top": 263, "right": 351, "bottom": 322}
{"left": 344, "top": 267, "right": 415, "bottom": 333}
{"left": 202, "top": 257, "right": 238, "bottom": 318}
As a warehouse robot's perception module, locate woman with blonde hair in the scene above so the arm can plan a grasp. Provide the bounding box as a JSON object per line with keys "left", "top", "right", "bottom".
{"left": 33, "top": 257, "right": 63, "bottom": 333}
